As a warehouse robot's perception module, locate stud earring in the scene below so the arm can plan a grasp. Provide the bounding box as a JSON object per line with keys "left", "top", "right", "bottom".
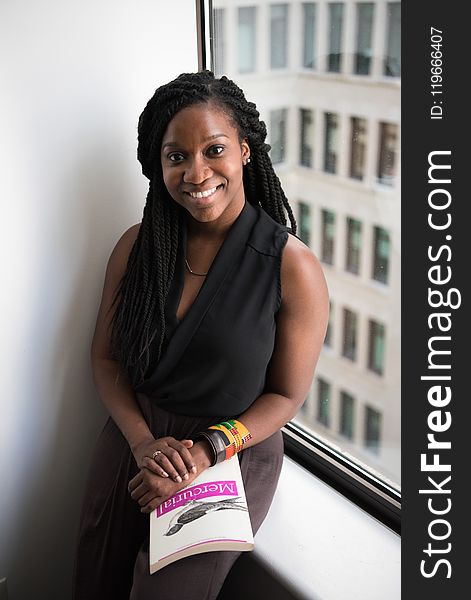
{"left": 245, "top": 157, "right": 251, "bottom": 165}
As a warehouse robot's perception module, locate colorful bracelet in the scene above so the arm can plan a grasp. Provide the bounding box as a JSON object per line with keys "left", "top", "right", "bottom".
{"left": 194, "top": 419, "right": 252, "bottom": 465}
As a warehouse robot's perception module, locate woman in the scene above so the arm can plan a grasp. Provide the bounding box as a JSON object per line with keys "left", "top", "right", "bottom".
{"left": 73, "top": 71, "right": 328, "bottom": 600}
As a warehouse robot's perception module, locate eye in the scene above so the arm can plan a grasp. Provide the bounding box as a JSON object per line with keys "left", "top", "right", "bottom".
{"left": 168, "top": 152, "right": 185, "bottom": 163}
{"left": 207, "top": 145, "right": 225, "bottom": 157}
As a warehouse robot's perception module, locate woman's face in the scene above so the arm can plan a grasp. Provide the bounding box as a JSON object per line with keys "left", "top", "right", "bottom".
{"left": 160, "top": 102, "right": 250, "bottom": 224}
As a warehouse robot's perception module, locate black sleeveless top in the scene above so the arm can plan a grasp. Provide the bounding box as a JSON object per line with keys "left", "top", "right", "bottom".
{"left": 135, "top": 200, "right": 290, "bottom": 418}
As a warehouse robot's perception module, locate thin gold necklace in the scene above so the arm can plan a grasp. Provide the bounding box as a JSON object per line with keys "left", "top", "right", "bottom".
{"left": 185, "top": 258, "right": 208, "bottom": 277}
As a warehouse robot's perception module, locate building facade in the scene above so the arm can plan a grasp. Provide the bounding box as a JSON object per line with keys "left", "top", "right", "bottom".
{"left": 212, "top": 0, "right": 401, "bottom": 485}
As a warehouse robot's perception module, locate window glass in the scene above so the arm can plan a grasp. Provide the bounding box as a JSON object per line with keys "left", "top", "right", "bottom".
{"left": 238, "top": 7, "right": 257, "bottom": 73}
{"left": 372, "top": 226, "right": 390, "bottom": 284}
{"left": 345, "top": 217, "right": 362, "bottom": 275}
{"left": 270, "top": 108, "right": 287, "bottom": 163}
{"left": 364, "top": 406, "right": 382, "bottom": 453}
{"left": 324, "top": 300, "right": 333, "bottom": 347}
{"left": 339, "top": 391, "right": 355, "bottom": 439}
{"left": 342, "top": 308, "right": 358, "bottom": 361}
{"left": 377, "top": 122, "right": 398, "bottom": 186}
{"left": 368, "top": 320, "right": 385, "bottom": 375}
{"left": 384, "top": 2, "right": 401, "bottom": 76}
{"left": 317, "top": 378, "right": 331, "bottom": 427}
{"left": 300, "top": 108, "right": 314, "bottom": 167}
{"left": 327, "top": 3, "right": 344, "bottom": 72}
{"left": 321, "top": 209, "right": 335, "bottom": 265}
{"left": 350, "top": 117, "right": 367, "bottom": 180}
{"left": 324, "top": 112, "right": 338, "bottom": 173}
{"left": 302, "top": 3, "right": 317, "bottom": 69}
{"left": 211, "top": 0, "right": 401, "bottom": 490}
{"left": 270, "top": 4, "right": 289, "bottom": 68}
{"left": 298, "top": 201, "right": 311, "bottom": 245}
{"left": 355, "top": 3, "right": 374, "bottom": 75}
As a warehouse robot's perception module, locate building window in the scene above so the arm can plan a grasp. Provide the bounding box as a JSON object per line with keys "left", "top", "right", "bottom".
{"left": 364, "top": 406, "right": 382, "bottom": 453}
{"left": 300, "top": 108, "right": 314, "bottom": 167}
{"left": 377, "top": 122, "right": 397, "bottom": 186}
{"left": 238, "top": 7, "right": 257, "bottom": 73}
{"left": 270, "top": 108, "right": 287, "bottom": 164}
{"left": 368, "top": 320, "right": 385, "bottom": 375}
{"left": 327, "top": 3, "right": 344, "bottom": 72}
{"left": 270, "top": 4, "right": 289, "bottom": 69}
{"left": 372, "top": 226, "right": 390, "bottom": 284}
{"left": 317, "top": 378, "right": 331, "bottom": 427}
{"left": 324, "top": 112, "right": 338, "bottom": 173}
{"left": 384, "top": 2, "right": 401, "bottom": 77}
{"left": 350, "top": 117, "right": 367, "bottom": 180}
{"left": 345, "top": 217, "right": 362, "bottom": 275}
{"left": 298, "top": 201, "right": 311, "bottom": 245}
{"left": 302, "top": 3, "right": 317, "bottom": 69}
{"left": 354, "top": 3, "right": 374, "bottom": 75}
{"left": 339, "top": 391, "right": 355, "bottom": 439}
{"left": 212, "top": 8, "right": 225, "bottom": 77}
{"left": 324, "top": 300, "right": 333, "bottom": 346}
{"left": 321, "top": 209, "right": 335, "bottom": 265}
{"left": 342, "top": 308, "right": 357, "bottom": 361}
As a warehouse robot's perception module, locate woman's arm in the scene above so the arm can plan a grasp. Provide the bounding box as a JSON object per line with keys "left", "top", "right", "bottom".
{"left": 131, "top": 233, "right": 329, "bottom": 513}
{"left": 91, "top": 225, "right": 202, "bottom": 483}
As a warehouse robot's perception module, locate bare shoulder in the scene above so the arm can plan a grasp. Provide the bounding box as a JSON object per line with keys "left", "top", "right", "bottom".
{"left": 279, "top": 233, "right": 329, "bottom": 312}
{"left": 107, "top": 223, "right": 141, "bottom": 279}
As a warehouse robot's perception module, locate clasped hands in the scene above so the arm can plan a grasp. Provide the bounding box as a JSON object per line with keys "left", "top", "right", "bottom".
{"left": 128, "top": 436, "right": 204, "bottom": 514}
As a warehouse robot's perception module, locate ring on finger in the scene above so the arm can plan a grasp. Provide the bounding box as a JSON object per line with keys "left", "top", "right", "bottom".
{"left": 152, "top": 450, "right": 163, "bottom": 461}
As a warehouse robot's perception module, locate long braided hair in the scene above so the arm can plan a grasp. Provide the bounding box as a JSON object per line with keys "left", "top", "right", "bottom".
{"left": 109, "top": 70, "right": 297, "bottom": 387}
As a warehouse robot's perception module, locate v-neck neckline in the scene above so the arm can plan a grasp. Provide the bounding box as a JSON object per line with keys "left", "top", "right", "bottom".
{"left": 171, "top": 199, "right": 249, "bottom": 328}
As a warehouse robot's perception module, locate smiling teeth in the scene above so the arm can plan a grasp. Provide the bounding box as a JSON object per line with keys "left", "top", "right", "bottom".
{"left": 189, "top": 186, "right": 218, "bottom": 199}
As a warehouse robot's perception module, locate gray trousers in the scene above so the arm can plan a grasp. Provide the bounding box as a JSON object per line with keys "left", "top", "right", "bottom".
{"left": 73, "top": 395, "right": 284, "bottom": 600}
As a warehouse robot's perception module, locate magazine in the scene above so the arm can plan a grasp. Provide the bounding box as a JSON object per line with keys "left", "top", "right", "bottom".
{"left": 149, "top": 455, "right": 254, "bottom": 574}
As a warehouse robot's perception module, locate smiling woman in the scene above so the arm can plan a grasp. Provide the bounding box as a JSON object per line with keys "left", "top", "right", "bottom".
{"left": 72, "top": 71, "right": 328, "bottom": 600}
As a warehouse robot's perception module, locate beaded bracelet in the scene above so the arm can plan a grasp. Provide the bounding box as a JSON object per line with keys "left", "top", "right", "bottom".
{"left": 194, "top": 419, "right": 252, "bottom": 465}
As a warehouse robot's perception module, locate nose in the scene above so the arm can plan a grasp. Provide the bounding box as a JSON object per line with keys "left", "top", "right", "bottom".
{"left": 183, "top": 154, "right": 213, "bottom": 184}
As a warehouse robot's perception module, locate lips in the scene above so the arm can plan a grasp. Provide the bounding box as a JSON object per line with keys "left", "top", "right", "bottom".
{"left": 185, "top": 184, "right": 224, "bottom": 199}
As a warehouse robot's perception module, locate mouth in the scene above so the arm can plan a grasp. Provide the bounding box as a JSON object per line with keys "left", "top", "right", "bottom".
{"left": 185, "top": 184, "right": 224, "bottom": 200}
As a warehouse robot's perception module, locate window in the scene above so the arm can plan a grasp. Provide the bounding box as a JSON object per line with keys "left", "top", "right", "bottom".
{"left": 270, "top": 108, "right": 287, "bottom": 164}
{"left": 345, "top": 217, "right": 362, "bottom": 275}
{"left": 339, "top": 391, "right": 355, "bottom": 439}
{"left": 342, "top": 308, "right": 357, "bottom": 361}
{"left": 377, "top": 122, "right": 398, "bottom": 186}
{"left": 321, "top": 209, "right": 335, "bottom": 265}
{"left": 324, "top": 112, "right": 338, "bottom": 173}
{"left": 368, "top": 320, "right": 385, "bottom": 375}
{"left": 302, "top": 3, "right": 317, "bottom": 69}
{"left": 298, "top": 201, "right": 311, "bottom": 245}
{"left": 324, "top": 300, "right": 333, "bottom": 347}
{"left": 350, "top": 117, "right": 367, "bottom": 180}
{"left": 364, "top": 406, "right": 382, "bottom": 453}
{"left": 300, "top": 108, "right": 314, "bottom": 167}
{"left": 327, "top": 3, "right": 344, "bottom": 72}
{"left": 270, "top": 4, "right": 289, "bottom": 69}
{"left": 209, "top": 0, "right": 401, "bottom": 517}
{"left": 354, "top": 3, "right": 374, "bottom": 75}
{"left": 212, "top": 8, "right": 225, "bottom": 77}
{"left": 372, "top": 226, "right": 390, "bottom": 284}
{"left": 238, "top": 7, "right": 257, "bottom": 73}
{"left": 317, "top": 378, "right": 331, "bottom": 427}
{"left": 384, "top": 2, "right": 401, "bottom": 77}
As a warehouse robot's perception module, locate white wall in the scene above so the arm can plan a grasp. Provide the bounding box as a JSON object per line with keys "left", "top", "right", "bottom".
{"left": 0, "top": 2, "right": 197, "bottom": 598}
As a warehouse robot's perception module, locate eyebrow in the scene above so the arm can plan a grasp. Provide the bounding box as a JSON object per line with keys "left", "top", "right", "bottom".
{"left": 162, "top": 134, "right": 229, "bottom": 150}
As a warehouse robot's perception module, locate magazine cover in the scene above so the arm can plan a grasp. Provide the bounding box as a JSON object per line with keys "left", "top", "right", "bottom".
{"left": 150, "top": 456, "right": 254, "bottom": 574}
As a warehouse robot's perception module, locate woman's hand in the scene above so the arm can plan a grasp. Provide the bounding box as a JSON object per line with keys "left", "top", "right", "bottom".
{"left": 129, "top": 440, "right": 213, "bottom": 513}
{"left": 132, "top": 437, "right": 197, "bottom": 484}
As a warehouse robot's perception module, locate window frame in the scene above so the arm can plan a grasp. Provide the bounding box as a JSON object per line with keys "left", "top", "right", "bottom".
{"left": 197, "top": 0, "right": 401, "bottom": 536}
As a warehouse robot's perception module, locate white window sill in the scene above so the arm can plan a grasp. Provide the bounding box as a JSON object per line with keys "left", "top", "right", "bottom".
{"left": 253, "top": 456, "right": 401, "bottom": 600}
